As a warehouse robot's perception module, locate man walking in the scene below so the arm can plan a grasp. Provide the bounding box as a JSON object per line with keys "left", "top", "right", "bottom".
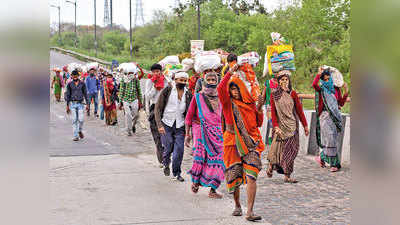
{"left": 65, "top": 70, "right": 89, "bottom": 141}
{"left": 85, "top": 66, "right": 100, "bottom": 117}
{"left": 155, "top": 72, "right": 192, "bottom": 182}
{"left": 119, "top": 64, "right": 142, "bottom": 136}
{"left": 145, "top": 63, "right": 169, "bottom": 167}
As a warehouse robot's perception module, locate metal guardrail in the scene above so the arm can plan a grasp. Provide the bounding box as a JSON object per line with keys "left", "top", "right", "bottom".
{"left": 50, "top": 46, "right": 112, "bottom": 67}
{"left": 298, "top": 93, "right": 351, "bottom": 102}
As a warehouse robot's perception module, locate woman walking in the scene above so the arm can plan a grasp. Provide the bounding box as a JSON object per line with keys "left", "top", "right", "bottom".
{"left": 312, "top": 67, "right": 348, "bottom": 172}
{"left": 267, "top": 70, "right": 309, "bottom": 183}
{"left": 185, "top": 72, "right": 225, "bottom": 199}
{"left": 218, "top": 64, "right": 264, "bottom": 221}
{"left": 51, "top": 68, "right": 64, "bottom": 102}
{"left": 103, "top": 73, "right": 118, "bottom": 126}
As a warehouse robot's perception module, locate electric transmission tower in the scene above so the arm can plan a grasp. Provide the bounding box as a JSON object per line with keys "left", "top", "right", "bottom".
{"left": 134, "top": 0, "right": 145, "bottom": 27}
{"left": 104, "top": 0, "right": 110, "bottom": 27}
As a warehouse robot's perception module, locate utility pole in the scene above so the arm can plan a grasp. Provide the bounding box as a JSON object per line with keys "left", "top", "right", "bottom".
{"left": 94, "top": 0, "right": 97, "bottom": 57}
{"left": 66, "top": 0, "right": 77, "bottom": 48}
{"left": 50, "top": 5, "right": 62, "bottom": 44}
{"left": 110, "top": 0, "right": 113, "bottom": 29}
{"left": 129, "top": 0, "right": 133, "bottom": 58}
{"left": 197, "top": 0, "right": 200, "bottom": 40}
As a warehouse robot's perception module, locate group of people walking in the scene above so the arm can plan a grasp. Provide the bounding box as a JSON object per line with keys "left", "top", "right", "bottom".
{"left": 51, "top": 50, "right": 348, "bottom": 221}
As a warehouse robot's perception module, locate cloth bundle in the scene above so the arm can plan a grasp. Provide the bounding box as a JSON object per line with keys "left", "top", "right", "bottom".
{"left": 321, "top": 65, "right": 344, "bottom": 87}
{"left": 158, "top": 55, "right": 180, "bottom": 69}
{"left": 237, "top": 51, "right": 260, "bottom": 67}
{"left": 182, "top": 58, "right": 194, "bottom": 71}
{"left": 86, "top": 62, "right": 99, "bottom": 71}
{"left": 194, "top": 51, "right": 222, "bottom": 73}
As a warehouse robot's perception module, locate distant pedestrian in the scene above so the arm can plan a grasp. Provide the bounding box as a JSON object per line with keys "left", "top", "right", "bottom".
{"left": 267, "top": 70, "right": 309, "bottom": 183}
{"left": 313, "top": 67, "right": 349, "bottom": 172}
{"left": 103, "top": 72, "right": 118, "bottom": 126}
{"left": 85, "top": 66, "right": 100, "bottom": 117}
{"left": 145, "top": 63, "right": 169, "bottom": 166}
{"left": 119, "top": 64, "right": 142, "bottom": 136}
{"left": 185, "top": 72, "right": 224, "bottom": 198}
{"left": 260, "top": 72, "right": 278, "bottom": 145}
{"left": 155, "top": 72, "right": 192, "bottom": 182}
{"left": 51, "top": 68, "right": 64, "bottom": 102}
{"left": 218, "top": 64, "right": 264, "bottom": 221}
{"left": 65, "top": 69, "right": 89, "bottom": 141}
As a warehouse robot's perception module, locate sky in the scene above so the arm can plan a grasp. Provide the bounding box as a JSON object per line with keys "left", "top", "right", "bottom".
{"left": 49, "top": 0, "right": 286, "bottom": 30}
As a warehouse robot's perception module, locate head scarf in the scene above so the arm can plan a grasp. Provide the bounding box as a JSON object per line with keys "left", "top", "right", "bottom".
{"left": 202, "top": 72, "right": 218, "bottom": 98}
{"left": 274, "top": 72, "right": 293, "bottom": 101}
{"left": 320, "top": 71, "right": 335, "bottom": 94}
{"left": 228, "top": 76, "right": 254, "bottom": 104}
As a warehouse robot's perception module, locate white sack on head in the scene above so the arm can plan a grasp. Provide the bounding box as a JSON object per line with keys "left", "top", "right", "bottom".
{"left": 322, "top": 65, "right": 344, "bottom": 87}
{"left": 158, "top": 55, "right": 180, "bottom": 69}
{"left": 194, "top": 51, "right": 222, "bottom": 73}
{"left": 87, "top": 62, "right": 99, "bottom": 70}
{"left": 124, "top": 63, "right": 138, "bottom": 74}
{"left": 182, "top": 58, "right": 194, "bottom": 71}
{"left": 238, "top": 51, "right": 260, "bottom": 67}
{"left": 271, "top": 32, "right": 281, "bottom": 42}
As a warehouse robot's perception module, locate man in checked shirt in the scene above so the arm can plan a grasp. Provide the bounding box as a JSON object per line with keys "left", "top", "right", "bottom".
{"left": 118, "top": 64, "right": 143, "bottom": 136}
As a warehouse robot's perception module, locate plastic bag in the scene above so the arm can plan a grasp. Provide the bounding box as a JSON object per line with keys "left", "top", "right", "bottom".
{"left": 194, "top": 51, "right": 222, "bottom": 73}
{"left": 266, "top": 45, "right": 295, "bottom": 75}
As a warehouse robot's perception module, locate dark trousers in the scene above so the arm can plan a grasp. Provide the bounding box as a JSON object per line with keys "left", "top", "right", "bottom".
{"left": 148, "top": 104, "right": 164, "bottom": 164}
{"left": 87, "top": 92, "right": 98, "bottom": 114}
{"left": 161, "top": 121, "right": 185, "bottom": 176}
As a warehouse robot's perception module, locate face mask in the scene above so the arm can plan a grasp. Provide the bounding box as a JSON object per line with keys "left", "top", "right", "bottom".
{"left": 205, "top": 83, "right": 217, "bottom": 89}
{"left": 176, "top": 83, "right": 186, "bottom": 90}
{"left": 73, "top": 77, "right": 79, "bottom": 81}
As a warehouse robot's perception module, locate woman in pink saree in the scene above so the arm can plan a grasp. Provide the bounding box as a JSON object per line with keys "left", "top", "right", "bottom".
{"left": 185, "top": 72, "right": 225, "bottom": 199}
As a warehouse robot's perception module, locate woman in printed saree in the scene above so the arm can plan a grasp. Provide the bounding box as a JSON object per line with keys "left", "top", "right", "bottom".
{"left": 185, "top": 72, "right": 225, "bottom": 199}
{"left": 267, "top": 70, "right": 309, "bottom": 183}
{"left": 103, "top": 73, "right": 118, "bottom": 126}
{"left": 312, "top": 67, "right": 348, "bottom": 172}
{"left": 217, "top": 64, "right": 264, "bottom": 222}
{"left": 51, "top": 68, "right": 64, "bottom": 102}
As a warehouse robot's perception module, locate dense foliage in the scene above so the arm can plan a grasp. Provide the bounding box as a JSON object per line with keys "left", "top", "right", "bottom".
{"left": 51, "top": 0, "right": 350, "bottom": 95}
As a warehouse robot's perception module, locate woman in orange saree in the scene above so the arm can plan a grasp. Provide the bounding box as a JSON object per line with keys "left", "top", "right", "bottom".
{"left": 217, "top": 64, "right": 264, "bottom": 222}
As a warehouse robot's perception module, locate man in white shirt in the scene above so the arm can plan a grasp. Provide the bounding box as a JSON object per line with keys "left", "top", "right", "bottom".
{"left": 154, "top": 72, "right": 192, "bottom": 182}
{"left": 145, "top": 63, "right": 169, "bottom": 167}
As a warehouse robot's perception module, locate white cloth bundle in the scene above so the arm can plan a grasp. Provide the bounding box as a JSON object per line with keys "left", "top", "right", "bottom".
{"left": 194, "top": 51, "right": 222, "bottom": 73}
{"left": 322, "top": 65, "right": 344, "bottom": 87}
{"left": 238, "top": 51, "right": 260, "bottom": 67}
{"left": 158, "top": 56, "right": 180, "bottom": 69}
{"left": 182, "top": 58, "right": 194, "bottom": 71}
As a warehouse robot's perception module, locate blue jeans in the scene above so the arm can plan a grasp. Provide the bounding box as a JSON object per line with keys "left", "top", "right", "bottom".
{"left": 70, "top": 102, "right": 84, "bottom": 138}
{"left": 100, "top": 104, "right": 104, "bottom": 120}
{"left": 87, "top": 92, "right": 98, "bottom": 114}
{"left": 161, "top": 122, "right": 185, "bottom": 176}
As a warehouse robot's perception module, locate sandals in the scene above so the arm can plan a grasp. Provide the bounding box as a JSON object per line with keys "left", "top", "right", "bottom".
{"left": 232, "top": 207, "right": 242, "bottom": 216}
{"left": 191, "top": 183, "right": 199, "bottom": 193}
{"left": 246, "top": 213, "right": 262, "bottom": 222}
{"left": 330, "top": 167, "right": 339, "bottom": 172}
{"left": 315, "top": 156, "right": 326, "bottom": 168}
{"left": 284, "top": 177, "right": 298, "bottom": 183}
{"left": 208, "top": 191, "right": 223, "bottom": 199}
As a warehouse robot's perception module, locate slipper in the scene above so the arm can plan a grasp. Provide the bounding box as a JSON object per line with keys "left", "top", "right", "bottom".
{"left": 284, "top": 178, "right": 298, "bottom": 183}
{"left": 191, "top": 183, "right": 199, "bottom": 193}
{"left": 208, "top": 191, "right": 223, "bottom": 199}
{"left": 315, "top": 156, "right": 326, "bottom": 168}
{"left": 266, "top": 166, "right": 273, "bottom": 178}
{"left": 330, "top": 167, "right": 339, "bottom": 172}
{"left": 232, "top": 207, "right": 242, "bottom": 216}
{"left": 246, "top": 214, "right": 262, "bottom": 221}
